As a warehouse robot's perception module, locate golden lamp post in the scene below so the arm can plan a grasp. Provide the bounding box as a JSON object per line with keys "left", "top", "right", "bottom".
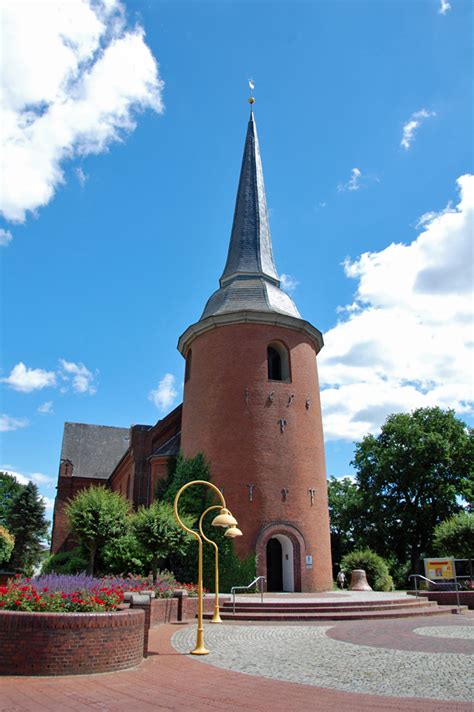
{"left": 173, "top": 479, "right": 242, "bottom": 655}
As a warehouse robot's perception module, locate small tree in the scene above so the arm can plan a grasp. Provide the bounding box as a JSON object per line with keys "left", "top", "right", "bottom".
{"left": 0, "top": 525, "right": 14, "bottom": 566}
{"left": 0, "top": 472, "right": 24, "bottom": 527}
{"left": 8, "top": 482, "right": 49, "bottom": 573}
{"left": 66, "top": 486, "right": 131, "bottom": 575}
{"left": 132, "top": 501, "right": 194, "bottom": 583}
{"left": 433, "top": 512, "right": 474, "bottom": 559}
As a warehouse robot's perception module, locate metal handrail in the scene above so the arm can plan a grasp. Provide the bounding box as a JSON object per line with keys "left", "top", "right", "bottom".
{"left": 231, "top": 576, "right": 266, "bottom": 615}
{"left": 408, "top": 574, "right": 461, "bottom": 612}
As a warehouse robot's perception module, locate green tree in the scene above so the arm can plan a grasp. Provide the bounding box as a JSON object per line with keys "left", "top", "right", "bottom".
{"left": 327, "top": 476, "right": 366, "bottom": 567}
{"left": 132, "top": 501, "right": 194, "bottom": 583}
{"left": 352, "top": 407, "right": 473, "bottom": 573}
{"left": 0, "top": 525, "right": 15, "bottom": 566}
{"left": 8, "top": 482, "right": 49, "bottom": 573}
{"left": 433, "top": 512, "right": 474, "bottom": 559}
{"left": 66, "top": 486, "right": 131, "bottom": 575}
{"left": 0, "top": 472, "right": 24, "bottom": 527}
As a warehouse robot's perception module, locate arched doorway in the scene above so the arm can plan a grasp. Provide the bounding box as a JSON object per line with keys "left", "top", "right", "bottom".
{"left": 266, "top": 534, "right": 295, "bottom": 592}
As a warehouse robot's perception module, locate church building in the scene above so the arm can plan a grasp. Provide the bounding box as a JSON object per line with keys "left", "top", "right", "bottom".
{"left": 51, "top": 104, "right": 333, "bottom": 592}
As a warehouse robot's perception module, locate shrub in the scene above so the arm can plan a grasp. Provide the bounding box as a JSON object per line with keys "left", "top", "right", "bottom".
{"left": 341, "top": 548, "right": 392, "bottom": 591}
{"left": 0, "top": 525, "right": 14, "bottom": 566}
{"left": 41, "top": 548, "right": 89, "bottom": 575}
{"left": 433, "top": 512, "right": 474, "bottom": 559}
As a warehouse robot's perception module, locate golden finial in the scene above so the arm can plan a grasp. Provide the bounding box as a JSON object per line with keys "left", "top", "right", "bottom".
{"left": 248, "top": 79, "right": 255, "bottom": 106}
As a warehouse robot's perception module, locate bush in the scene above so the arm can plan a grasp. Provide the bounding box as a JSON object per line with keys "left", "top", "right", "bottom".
{"left": 0, "top": 525, "right": 14, "bottom": 566}
{"left": 341, "top": 548, "right": 392, "bottom": 591}
{"left": 433, "top": 512, "right": 474, "bottom": 559}
{"left": 41, "top": 548, "right": 89, "bottom": 575}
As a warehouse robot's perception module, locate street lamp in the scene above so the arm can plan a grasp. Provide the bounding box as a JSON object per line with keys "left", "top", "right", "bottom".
{"left": 173, "top": 479, "right": 242, "bottom": 655}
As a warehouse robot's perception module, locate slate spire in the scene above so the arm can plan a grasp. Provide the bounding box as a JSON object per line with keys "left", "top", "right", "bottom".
{"left": 200, "top": 110, "right": 301, "bottom": 321}
{"left": 220, "top": 111, "right": 279, "bottom": 288}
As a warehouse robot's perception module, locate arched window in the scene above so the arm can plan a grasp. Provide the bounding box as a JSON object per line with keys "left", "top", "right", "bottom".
{"left": 185, "top": 349, "right": 192, "bottom": 382}
{"left": 267, "top": 341, "right": 290, "bottom": 381}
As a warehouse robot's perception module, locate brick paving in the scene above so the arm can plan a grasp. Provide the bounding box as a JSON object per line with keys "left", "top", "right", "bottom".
{"left": 0, "top": 616, "right": 473, "bottom": 712}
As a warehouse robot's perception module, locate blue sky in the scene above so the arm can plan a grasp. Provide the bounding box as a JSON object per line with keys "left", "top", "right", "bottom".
{"left": 1, "top": 0, "right": 472, "bottom": 522}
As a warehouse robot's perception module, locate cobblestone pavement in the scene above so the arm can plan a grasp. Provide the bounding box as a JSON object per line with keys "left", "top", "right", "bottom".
{"left": 173, "top": 618, "right": 474, "bottom": 703}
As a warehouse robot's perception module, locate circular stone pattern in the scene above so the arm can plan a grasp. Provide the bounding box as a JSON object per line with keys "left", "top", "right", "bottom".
{"left": 414, "top": 626, "right": 474, "bottom": 640}
{"left": 173, "top": 624, "right": 473, "bottom": 702}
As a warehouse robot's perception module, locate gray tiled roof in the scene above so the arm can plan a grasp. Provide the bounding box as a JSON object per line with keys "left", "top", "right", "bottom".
{"left": 60, "top": 422, "right": 131, "bottom": 479}
{"left": 201, "top": 112, "right": 300, "bottom": 321}
{"left": 149, "top": 432, "right": 181, "bottom": 458}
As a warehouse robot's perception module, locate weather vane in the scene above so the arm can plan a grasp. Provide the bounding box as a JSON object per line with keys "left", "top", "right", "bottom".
{"left": 248, "top": 79, "right": 255, "bottom": 110}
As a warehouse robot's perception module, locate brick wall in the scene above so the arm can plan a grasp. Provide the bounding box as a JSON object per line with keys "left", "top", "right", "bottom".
{"left": 0, "top": 608, "right": 144, "bottom": 676}
{"left": 418, "top": 591, "right": 474, "bottom": 609}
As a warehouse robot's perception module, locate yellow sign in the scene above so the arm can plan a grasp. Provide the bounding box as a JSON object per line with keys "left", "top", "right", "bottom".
{"left": 424, "top": 558, "right": 455, "bottom": 580}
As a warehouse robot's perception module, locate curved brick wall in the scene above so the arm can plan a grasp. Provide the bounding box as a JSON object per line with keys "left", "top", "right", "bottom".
{"left": 181, "top": 322, "right": 333, "bottom": 591}
{"left": 0, "top": 608, "right": 144, "bottom": 676}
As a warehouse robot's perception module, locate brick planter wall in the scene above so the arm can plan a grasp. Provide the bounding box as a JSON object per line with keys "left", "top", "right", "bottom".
{"left": 417, "top": 591, "right": 474, "bottom": 609}
{"left": 0, "top": 608, "right": 145, "bottom": 676}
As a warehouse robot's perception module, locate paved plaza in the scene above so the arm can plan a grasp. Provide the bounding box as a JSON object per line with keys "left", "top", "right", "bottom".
{"left": 0, "top": 609, "right": 473, "bottom": 711}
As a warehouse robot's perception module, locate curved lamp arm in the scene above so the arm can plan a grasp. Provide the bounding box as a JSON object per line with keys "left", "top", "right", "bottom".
{"left": 173, "top": 479, "right": 226, "bottom": 535}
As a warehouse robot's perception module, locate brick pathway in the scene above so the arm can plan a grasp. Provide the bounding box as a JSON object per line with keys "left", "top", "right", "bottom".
{"left": 0, "top": 616, "right": 473, "bottom": 712}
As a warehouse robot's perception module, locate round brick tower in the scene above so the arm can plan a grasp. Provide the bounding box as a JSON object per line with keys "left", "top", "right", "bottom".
{"left": 179, "top": 108, "right": 332, "bottom": 591}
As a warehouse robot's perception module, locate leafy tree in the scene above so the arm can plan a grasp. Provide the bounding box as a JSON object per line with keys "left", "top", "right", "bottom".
{"left": 433, "top": 512, "right": 474, "bottom": 559}
{"left": 327, "top": 476, "right": 366, "bottom": 567}
{"left": 132, "top": 501, "right": 194, "bottom": 583}
{"left": 0, "top": 472, "right": 24, "bottom": 527}
{"left": 8, "top": 482, "right": 49, "bottom": 573}
{"left": 352, "top": 407, "right": 473, "bottom": 573}
{"left": 66, "top": 486, "right": 131, "bottom": 575}
{"left": 340, "top": 548, "right": 393, "bottom": 591}
{"left": 0, "top": 525, "right": 15, "bottom": 566}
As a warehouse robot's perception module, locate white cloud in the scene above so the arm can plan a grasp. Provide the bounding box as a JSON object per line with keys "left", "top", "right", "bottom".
{"left": 401, "top": 109, "right": 436, "bottom": 150}
{"left": 0, "top": 0, "right": 164, "bottom": 223}
{"left": 439, "top": 0, "right": 451, "bottom": 14}
{"left": 338, "top": 168, "right": 362, "bottom": 192}
{"left": 0, "top": 229, "right": 13, "bottom": 246}
{"left": 319, "top": 174, "right": 474, "bottom": 441}
{"left": 280, "top": 274, "right": 299, "bottom": 292}
{"left": 0, "top": 415, "right": 29, "bottom": 432}
{"left": 149, "top": 373, "right": 178, "bottom": 411}
{"left": 37, "top": 401, "right": 54, "bottom": 415}
{"left": 75, "top": 167, "right": 88, "bottom": 187}
{"left": 59, "top": 359, "right": 97, "bottom": 394}
{"left": 1, "top": 362, "right": 57, "bottom": 392}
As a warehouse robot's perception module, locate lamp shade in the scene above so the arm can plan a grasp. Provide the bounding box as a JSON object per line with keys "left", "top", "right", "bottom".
{"left": 224, "top": 525, "right": 243, "bottom": 538}
{"left": 211, "top": 508, "right": 238, "bottom": 528}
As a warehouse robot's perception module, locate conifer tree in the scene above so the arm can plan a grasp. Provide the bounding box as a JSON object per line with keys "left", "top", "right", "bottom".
{"left": 8, "top": 482, "right": 49, "bottom": 573}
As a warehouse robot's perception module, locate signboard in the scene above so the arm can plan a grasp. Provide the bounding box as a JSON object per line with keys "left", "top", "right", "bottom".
{"left": 424, "top": 558, "right": 455, "bottom": 580}
{"left": 305, "top": 555, "right": 313, "bottom": 568}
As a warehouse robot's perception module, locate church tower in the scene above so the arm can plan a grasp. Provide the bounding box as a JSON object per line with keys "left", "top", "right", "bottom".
{"left": 179, "top": 105, "right": 332, "bottom": 592}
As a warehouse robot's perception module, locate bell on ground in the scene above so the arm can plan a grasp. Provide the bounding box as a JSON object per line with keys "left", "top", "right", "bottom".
{"left": 349, "top": 569, "right": 372, "bottom": 591}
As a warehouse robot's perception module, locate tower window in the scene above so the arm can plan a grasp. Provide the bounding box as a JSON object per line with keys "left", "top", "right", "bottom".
{"left": 185, "top": 349, "right": 192, "bottom": 382}
{"left": 267, "top": 342, "right": 290, "bottom": 381}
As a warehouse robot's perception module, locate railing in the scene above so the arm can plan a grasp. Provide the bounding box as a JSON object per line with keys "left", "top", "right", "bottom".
{"left": 230, "top": 576, "right": 266, "bottom": 615}
{"left": 408, "top": 574, "right": 462, "bottom": 612}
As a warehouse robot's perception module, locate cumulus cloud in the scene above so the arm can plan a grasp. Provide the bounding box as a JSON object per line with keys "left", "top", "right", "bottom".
{"left": 59, "top": 359, "right": 97, "bottom": 394}
{"left": 149, "top": 373, "right": 178, "bottom": 411}
{"left": 0, "top": 415, "right": 29, "bottom": 432}
{"left": 37, "top": 401, "right": 54, "bottom": 415}
{"left": 401, "top": 109, "right": 436, "bottom": 150}
{"left": 1, "top": 362, "right": 57, "bottom": 392}
{"left": 439, "top": 0, "right": 451, "bottom": 14}
{"left": 338, "top": 167, "right": 362, "bottom": 192}
{"left": 0, "top": 0, "right": 164, "bottom": 223}
{"left": 319, "top": 174, "right": 473, "bottom": 441}
{"left": 0, "top": 229, "right": 13, "bottom": 246}
{"left": 280, "top": 274, "right": 299, "bottom": 292}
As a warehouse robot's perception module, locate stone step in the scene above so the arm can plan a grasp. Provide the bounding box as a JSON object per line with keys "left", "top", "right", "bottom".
{"left": 203, "top": 605, "right": 466, "bottom": 622}
{"left": 222, "top": 597, "right": 423, "bottom": 609}
{"left": 222, "top": 601, "right": 439, "bottom": 614}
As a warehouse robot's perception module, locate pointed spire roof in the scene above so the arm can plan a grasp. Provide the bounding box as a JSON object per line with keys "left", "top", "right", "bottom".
{"left": 200, "top": 110, "right": 300, "bottom": 322}
{"left": 220, "top": 112, "right": 279, "bottom": 288}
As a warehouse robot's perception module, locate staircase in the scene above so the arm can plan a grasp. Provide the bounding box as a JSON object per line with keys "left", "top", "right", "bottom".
{"left": 203, "top": 596, "right": 466, "bottom": 622}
